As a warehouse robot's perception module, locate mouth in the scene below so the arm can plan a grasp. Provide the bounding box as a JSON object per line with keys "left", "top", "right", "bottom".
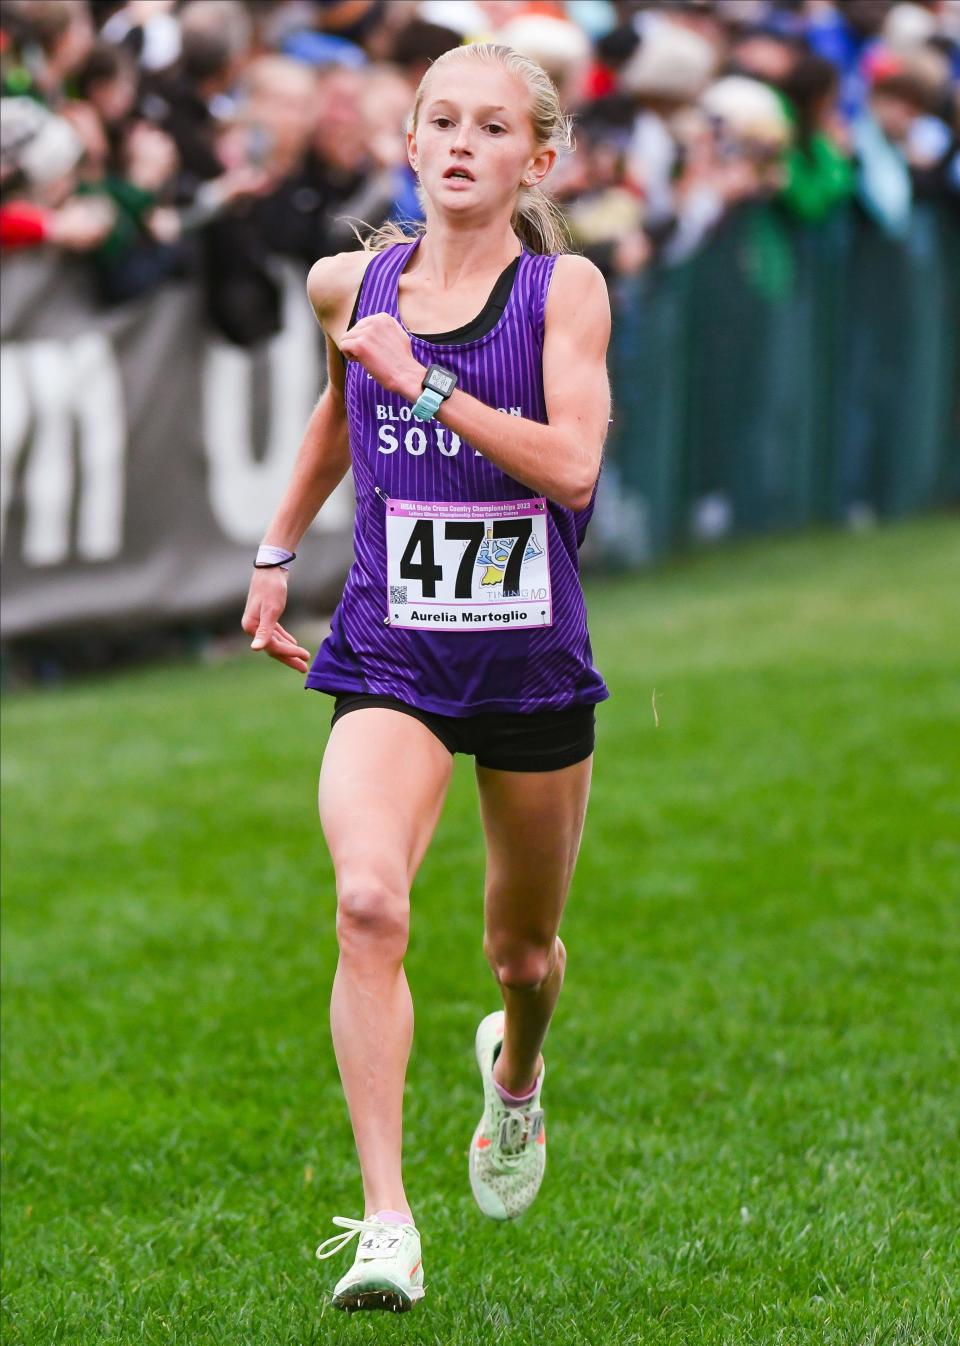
{"left": 443, "top": 167, "right": 475, "bottom": 182}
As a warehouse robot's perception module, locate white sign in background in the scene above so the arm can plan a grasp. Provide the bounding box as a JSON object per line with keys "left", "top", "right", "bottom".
{"left": 0, "top": 261, "right": 355, "bottom": 637}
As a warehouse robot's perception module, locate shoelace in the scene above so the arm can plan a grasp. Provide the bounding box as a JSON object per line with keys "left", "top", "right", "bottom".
{"left": 315, "top": 1215, "right": 408, "bottom": 1262}
{"left": 489, "top": 1103, "right": 544, "bottom": 1169}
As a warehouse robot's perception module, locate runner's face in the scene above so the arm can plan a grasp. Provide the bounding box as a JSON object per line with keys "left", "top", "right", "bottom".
{"left": 410, "top": 64, "right": 544, "bottom": 220}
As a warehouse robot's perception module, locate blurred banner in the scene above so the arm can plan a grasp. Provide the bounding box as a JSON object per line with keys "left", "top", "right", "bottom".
{"left": 596, "top": 200, "right": 960, "bottom": 566}
{"left": 0, "top": 255, "right": 354, "bottom": 640}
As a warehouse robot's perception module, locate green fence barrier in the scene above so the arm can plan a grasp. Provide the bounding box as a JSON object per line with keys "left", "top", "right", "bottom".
{"left": 599, "top": 201, "right": 959, "bottom": 566}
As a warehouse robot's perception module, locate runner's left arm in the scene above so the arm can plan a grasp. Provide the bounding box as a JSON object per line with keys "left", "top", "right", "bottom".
{"left": 338, "top": 255, "right": 611, "bottom": 512}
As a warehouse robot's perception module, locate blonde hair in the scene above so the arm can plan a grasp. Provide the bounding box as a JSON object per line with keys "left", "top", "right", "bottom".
{"left": 361, "top": 43, "right": 573, "bottom": 255}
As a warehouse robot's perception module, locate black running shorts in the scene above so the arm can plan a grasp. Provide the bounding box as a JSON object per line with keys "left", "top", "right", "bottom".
{"left": 330, "top": 694, "right": 596, "bottom": 772}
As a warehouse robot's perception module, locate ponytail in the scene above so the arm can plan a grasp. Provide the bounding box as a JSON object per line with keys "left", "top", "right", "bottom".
{"left": 512, "top": 185, "right": 572, "bottom": 255}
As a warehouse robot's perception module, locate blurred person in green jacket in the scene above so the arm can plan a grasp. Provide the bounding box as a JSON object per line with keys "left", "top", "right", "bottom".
{"left": 777, "top": 52, "right": 855, "bottom": 223}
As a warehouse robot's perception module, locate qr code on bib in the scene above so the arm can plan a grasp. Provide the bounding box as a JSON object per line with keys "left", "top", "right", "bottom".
{"left": 390, "top": 586, "right": 407, "bottom": 604}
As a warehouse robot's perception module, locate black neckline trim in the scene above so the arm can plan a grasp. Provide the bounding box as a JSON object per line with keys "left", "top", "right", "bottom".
{"left": 341, "top": 249, "right": 522, "bottom": 366}
{"left": 407, "top": 254, "right": 521, "bottom": 343}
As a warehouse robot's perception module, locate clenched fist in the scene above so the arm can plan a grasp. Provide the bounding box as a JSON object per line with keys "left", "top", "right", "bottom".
{"left": 339, "top": 313, "right": 426, "bottom": 401}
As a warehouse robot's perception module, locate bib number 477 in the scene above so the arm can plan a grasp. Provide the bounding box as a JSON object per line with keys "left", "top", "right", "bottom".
{"left": 400, "top": 518, "right": 533, "bottom": 598}
{"left": 385, "top": 496, "right": 552, "bottom": 631}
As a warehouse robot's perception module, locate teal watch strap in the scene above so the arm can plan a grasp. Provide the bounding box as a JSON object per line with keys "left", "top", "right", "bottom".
{"left": 411, "top": 387, "right": 445, "bottom": 421}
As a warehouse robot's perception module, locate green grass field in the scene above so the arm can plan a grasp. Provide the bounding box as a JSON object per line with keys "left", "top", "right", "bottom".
{"left": 3, "top": 518, "right": 959, "bottom": 1346}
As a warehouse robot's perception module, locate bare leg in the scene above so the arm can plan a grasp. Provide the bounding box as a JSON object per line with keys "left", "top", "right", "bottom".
{"left": 476, "top": 757, "right": 592, "bottom": 1095}
{"left": 320, "top": 710, "right": 453, "bottom": 1219}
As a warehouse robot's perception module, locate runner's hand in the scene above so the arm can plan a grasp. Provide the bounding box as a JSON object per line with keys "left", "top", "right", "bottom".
{"left": 241, "top": 571, "right": 311, "bottom": 674}
{"left": 339, "top": 313, "right": 425, "bottom": 400}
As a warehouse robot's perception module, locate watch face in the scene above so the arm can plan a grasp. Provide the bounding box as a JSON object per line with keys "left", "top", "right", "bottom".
{"left": 425, "top": 367, "right": 455, "bottom": 396}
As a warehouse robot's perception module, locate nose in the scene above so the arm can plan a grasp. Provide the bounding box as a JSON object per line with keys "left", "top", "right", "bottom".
{"left": 451, "top": 122, "right": 474, "bottom": 154}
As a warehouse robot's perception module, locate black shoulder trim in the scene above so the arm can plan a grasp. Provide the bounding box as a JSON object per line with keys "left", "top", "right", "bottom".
{"left": 337, "top": 262, "right": 370, "bottom": 366}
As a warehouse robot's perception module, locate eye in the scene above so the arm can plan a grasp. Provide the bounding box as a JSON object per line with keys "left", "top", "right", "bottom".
{"left": 486, "top": 124, "right": 506, "bottom": 135}
{"left": 432, "top": 117, "right": 453, "bottom": 129}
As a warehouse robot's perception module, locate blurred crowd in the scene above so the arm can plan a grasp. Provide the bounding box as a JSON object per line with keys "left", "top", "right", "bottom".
{"left": 1, "top": 0, "right": 957, "bottom": 343}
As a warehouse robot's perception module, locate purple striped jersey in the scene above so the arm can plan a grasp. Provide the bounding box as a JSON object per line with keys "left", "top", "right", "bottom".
{"left": 305, "top": 237, "right": 609, "bottom": 716}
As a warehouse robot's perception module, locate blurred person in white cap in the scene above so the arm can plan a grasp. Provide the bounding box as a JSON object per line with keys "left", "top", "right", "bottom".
{"left": 416, "top": 1, "right": 506, "bottom": 41}
{"left": 497, "top": 12, "right": 593, "bottom": 106}
{"left": 619, "top": 12, "right": 718, "bottom": 105}
{"left": 700, "top": 74, "right": 792, "bottom": 193}
{"left": 640, "top": 74, "right": 792, "bottom": 267}
{"left": 1, "top": 95, "right": 84, "bottom": 197}
{"left": 100, "top": 0, "right": 182, "bottom": 75}
{"left": 882, "top": 2, "right": 939, "bottom": 55}
{"left": 617, "top": 13, "right": 727, "bottom": 263}
{"left": 0, "top": 95, "right": 114, "bottom": 248}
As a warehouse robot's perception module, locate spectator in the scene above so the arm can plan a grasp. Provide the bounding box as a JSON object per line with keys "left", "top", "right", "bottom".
{"left": 239, "top": 55, "right": 319, "bottom": 181}
{"left": 75, "top": 40, "right": 140, "bottom": 140}
{"left": 498, "top": 11, "right": 593, "bottom": 104}
{"left": 389, "top": 18, "right": 462, "bottom": 89}
{"left": 0, "top": 95, "right": 114, "bottom": 251}
{"left": 139, "top": 0, "right": 252, "bottom": 195}
{"left": 554, "top": 114, "right": 649, "bottom": 278}
{"left": 867, "top": 45, "right": 957, "bottom": 204}
{"left": 729, "top": 26, "right": 805, "bottom": 86}
{"left": 228, "top": 55, "right": 325, "bottom": 264}
{"left": 308, "top": 0, "right": 393, "bottom": 55}
{"left": 618, "top": 14, "right": 724, "bottom": 263}
{"left": 100, "top": 0, "right": 182, "bottom": 75}
{"left": 804, "top": 0, "right": 896, "bottom": 123}
{"left": 137, "top": 2, "right": 284, "bottom": 342}
{"left": 42, "top": 32, "right": 189, "bottom": 303}
{"left": 0, "top": 0, "right": 954, "bottom": 322}
{"left": 0, "top": 0, "right": 94, "bottom": 106}
{"left": 308, "top": 63, "right": 396, "bottom": 249}
{"left": 361, "top": 62, "right": 423, "bottom": 221}
{"left": 775, "top": 51, "right": 856, "bottom": 222}
{"left": 700, "top": 74, "right": 793, "bottom": 197}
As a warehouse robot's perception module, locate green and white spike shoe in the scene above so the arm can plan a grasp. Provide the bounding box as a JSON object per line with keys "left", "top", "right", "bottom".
{"left": 316, "top": 1215, "right": 425, "bottom": 1313}
{"left": 469, "top": 1010, "right": 547, "bottom": 1221}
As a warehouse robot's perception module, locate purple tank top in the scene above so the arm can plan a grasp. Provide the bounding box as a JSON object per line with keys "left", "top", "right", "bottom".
{"left": 305, "top": 237, "right": 609, "bottom": 716}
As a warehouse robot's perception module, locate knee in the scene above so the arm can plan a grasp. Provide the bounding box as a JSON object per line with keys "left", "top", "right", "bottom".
{"left": 336, "top": 875, "right": 409, "bottom": 963}
{"left": 484, "top": 932, "right": 564, "bottom": 991}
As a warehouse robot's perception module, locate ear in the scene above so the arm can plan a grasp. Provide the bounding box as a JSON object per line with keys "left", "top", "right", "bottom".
{"left": 523, "top": 144, "right": 557, "bottom": 189}
{"left": 407, "top": 127, "right": 419, "bottom": 173}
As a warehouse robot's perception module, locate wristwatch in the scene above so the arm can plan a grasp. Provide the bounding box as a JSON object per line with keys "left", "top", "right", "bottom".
{"left": 411, "top": 363, "right": 457, "bottom": 421}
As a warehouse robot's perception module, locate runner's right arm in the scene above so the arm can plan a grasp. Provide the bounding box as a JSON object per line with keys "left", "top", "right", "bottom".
{"left": 241, "top": 257, "right": 361, "bottom": 671}
{"left": 259, "top": 258, "right": 356, "bottom": 549}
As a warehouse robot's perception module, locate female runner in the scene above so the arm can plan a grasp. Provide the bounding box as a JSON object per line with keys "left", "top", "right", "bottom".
{"left": 241, "top": 41, "right": 611, "bottom": 1314}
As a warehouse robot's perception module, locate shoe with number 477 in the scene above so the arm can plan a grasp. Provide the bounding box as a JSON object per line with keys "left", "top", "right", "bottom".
{"left": 315, "top": 1214, "right": 424, "bottom": 1313}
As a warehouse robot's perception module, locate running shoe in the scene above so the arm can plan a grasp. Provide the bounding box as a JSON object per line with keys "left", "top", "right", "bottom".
{"left": 469, "top": 1010, "right": 547, "bottom": 1220}
{"left": 315, "top": 1214, "right": 424, "bottom": 1313}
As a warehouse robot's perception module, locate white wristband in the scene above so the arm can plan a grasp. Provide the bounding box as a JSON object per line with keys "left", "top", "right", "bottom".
{"left": 255, "top": 544, "right": 296, "bottom": 570}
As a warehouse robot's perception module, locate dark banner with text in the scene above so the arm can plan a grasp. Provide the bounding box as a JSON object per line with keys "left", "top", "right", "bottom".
{"left": 0, "top": 254, "right": 354, "bottom": 640}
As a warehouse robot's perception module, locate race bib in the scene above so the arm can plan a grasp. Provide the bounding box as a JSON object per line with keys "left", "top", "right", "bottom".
{"left": 385, "top": 497, "right": 552, "bottom": 632}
